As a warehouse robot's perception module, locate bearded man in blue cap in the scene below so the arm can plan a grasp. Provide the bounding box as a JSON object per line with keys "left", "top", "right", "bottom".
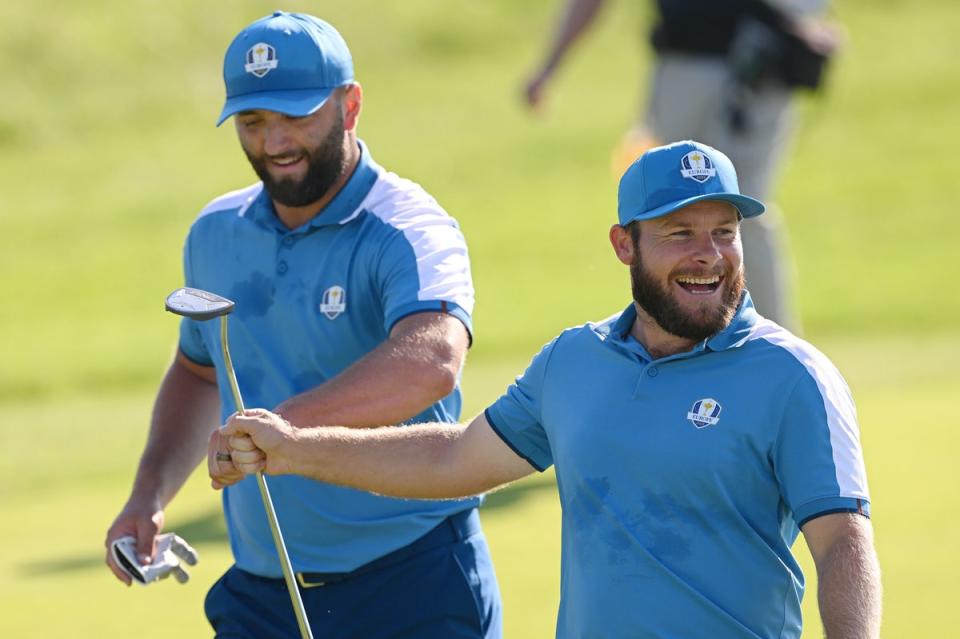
{"left": 105, "top": 12, "right": 501, "bottom": 639}
{"left": 213, "top": 140, "right": 883, "bottom": 638}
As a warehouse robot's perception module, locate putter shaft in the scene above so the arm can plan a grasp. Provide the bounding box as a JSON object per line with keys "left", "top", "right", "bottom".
{"left": 220, "top": 316, "right": 314, "bottom": 639}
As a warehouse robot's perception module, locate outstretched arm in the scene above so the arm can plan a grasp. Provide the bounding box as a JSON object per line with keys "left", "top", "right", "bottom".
{"left": 523, "top": 0, "right": 608, "bottom": 110}
{"left": 802, "top": 513, "right": 882, "bottom": 638}
{"left": 211, "top": 409, "right": 537, "bottom": 499}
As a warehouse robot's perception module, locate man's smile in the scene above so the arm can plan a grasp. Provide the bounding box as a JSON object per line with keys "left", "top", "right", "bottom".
{"left": 675, "top": 274, "right": 723, "bottom": 295}
{"left": 267, "top": 153, "right": 306, "bottom": 173}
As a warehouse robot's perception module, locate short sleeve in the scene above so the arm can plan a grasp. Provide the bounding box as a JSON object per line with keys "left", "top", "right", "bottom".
{"left": 774, "top": 365, "right": 871, "bottom": 527}
{"left": 376, "top": 211, "right": 474, "bottom": 338}
{"left": 177, "top": 230, "right": 213, "bottom": 366}
{"left": 483, "top": 338, "right": 559, "bottom": 472}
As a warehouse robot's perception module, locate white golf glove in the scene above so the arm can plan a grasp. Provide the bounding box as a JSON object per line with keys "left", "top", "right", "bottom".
{"left": 111, "top": 533, "right": 199, "bottom": 585}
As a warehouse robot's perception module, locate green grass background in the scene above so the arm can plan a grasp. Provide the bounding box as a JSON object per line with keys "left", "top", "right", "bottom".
{"left": 1, "top": 0, "right": 958, "bottom": 636}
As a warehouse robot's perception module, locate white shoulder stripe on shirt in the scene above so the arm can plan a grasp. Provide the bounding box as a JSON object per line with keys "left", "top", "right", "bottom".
{"left": 358, "top": 171, "right": 474, "bottom": 314}
{"left": 197, "top": 183, "right": 263, "bottom": 219}
{"left": 747, "top": 319, "right": 869, "bottom": 499}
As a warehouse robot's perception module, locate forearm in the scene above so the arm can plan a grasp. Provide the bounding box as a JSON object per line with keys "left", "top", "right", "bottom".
{"left": 275, "top": 313, "right": 465, "bottom": 428}
{"left": 816, "top": 524, "right": 883, "bottom": 638}
{"left": 130, "top": 357, "right": 221, "bottom": 506}
{"left": 277, "top": 355, "right": 448, "bottom": 428}
{"left": 224, "top": 410, "right": 534, "bottom": 499}
{"left": 280, "top": 423, "right": 484, "bottom": 499}
{"left": 539, "top": 0, "right": 606, "bottom": 73}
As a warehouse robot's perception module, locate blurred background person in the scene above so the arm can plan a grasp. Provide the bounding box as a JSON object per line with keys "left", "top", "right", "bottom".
{"left": 522, "top": 0, "right": 843, "bottom": 333}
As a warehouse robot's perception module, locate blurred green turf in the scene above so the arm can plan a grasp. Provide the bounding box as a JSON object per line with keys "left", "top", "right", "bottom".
{"left": 2, "top": 0, "right": 958, "bottom": 636}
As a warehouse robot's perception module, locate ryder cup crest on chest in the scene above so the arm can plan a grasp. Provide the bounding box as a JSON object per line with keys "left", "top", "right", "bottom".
{"left": 320, "top": 285, "right": 346, "bottom": 320}
{"left": 687, "top": 398, "right": 722, "bottom": 429}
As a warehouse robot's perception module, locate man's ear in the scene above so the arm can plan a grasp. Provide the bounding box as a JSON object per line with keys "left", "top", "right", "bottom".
{"left": 342, "top": 82, "right": 363, "bottom": 131}
{"left": 609, "top": 224, "right": 635, "bottom": 266}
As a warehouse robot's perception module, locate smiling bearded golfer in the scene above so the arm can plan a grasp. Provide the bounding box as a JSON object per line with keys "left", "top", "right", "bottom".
{"left": 105, "top": 11, "right": 502, "bottom": 639}
{"left": 211, "top": 141, "right": 883, "bottom": 639}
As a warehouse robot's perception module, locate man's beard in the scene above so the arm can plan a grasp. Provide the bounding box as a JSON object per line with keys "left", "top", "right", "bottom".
{"left": 244, "top": 110, "right": 347, "bottom": 208}
{"left": 630, "top": 249, "right": 744, "bottom": 342}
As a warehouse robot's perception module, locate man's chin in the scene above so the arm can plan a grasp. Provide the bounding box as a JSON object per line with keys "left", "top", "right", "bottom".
{"left": 661, "top": 295, "right": 736, "bottom": 339}
{"left": 267, "top": 162, "right": 308, "bottom": 182}
{"left": 263, "top": 179, "right": 315, "bottom": 208}
{"left": 673, "top": 293, "right": 722, "bottom": 316}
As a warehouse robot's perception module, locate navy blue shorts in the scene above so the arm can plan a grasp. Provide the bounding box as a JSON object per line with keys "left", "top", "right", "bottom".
{"left": 204, "top": 509, "right": 502, "bottom": 638}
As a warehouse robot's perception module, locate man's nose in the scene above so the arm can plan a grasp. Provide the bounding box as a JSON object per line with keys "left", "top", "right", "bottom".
{"left": 263, "top": 122, "right": 294, "bottom": 156}
{"left": 690, "top": 233, "right": 723, "bottom": 265}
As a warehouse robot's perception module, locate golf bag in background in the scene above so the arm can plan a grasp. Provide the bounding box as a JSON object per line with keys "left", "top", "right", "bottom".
{"left": 727, "top": 4, "right": 833, "bottom": 92}
{"left": 723, "top": 1, "right": 837, "bottom": 134}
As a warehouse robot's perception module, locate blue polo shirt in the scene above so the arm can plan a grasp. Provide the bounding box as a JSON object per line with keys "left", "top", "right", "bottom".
{"left": 178, "top": 141, "right": 480, "bottom": 576}
{"left": 485, "top": 295, "right": 870, "bottom": 639}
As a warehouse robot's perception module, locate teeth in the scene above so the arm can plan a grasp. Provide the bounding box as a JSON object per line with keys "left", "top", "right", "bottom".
{"left": 676, "top": 275, "right": 720, "bottom": 284}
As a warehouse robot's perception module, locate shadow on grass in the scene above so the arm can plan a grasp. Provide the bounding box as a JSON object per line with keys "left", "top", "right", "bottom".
{"left": 19, "top": 509, "right": 228, "bottom": 577}
{"left": 21, "top": 476, "right": 555, "bottom": 577}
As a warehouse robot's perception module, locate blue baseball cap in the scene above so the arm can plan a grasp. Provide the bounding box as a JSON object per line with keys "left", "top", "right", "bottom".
{"left": 217, "top": 11, "right": 354, "bottom": 126}
{"left": 617, "top": 140, "right": 765, "bottom": 225}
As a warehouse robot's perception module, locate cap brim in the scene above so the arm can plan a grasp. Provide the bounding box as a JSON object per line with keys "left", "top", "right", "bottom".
{"left": 622, "top": 192, "right": 765, "bottom": 224}
{"left": 216, "top": 87, "right": 337, "bottom": 126}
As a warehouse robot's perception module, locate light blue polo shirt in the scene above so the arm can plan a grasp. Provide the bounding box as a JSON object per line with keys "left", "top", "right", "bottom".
{"left": 485, "top": 294, "right": 871, "bottom": 639}
{"left": 178, "top": 141, "right": 480, "bottom": 576}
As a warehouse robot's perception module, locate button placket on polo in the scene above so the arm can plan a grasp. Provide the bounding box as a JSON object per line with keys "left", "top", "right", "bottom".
{"left": 633, "top": 362, "right": 661, "bottom": 397}
{"left": 276, "top": 233, "right": 298, "bottom": 276}
{"left": 631, "top": 345, "right": 709, "bottom": 397}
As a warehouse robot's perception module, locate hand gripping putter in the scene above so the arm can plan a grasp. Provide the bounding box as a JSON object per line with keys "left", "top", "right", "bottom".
{"left": 165, "top": 287, "right": 314, "bottom": 639}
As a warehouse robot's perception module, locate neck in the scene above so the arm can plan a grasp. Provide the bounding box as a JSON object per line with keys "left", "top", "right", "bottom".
{"left": 628, "top": 302, "right": 699, "bottom": 359}
{"left": 273, "top": 136, "right": 361, "bottom": 230}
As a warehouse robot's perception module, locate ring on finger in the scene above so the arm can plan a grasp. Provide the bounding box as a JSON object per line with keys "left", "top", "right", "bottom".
{"left": 215, "top": 452, "right": 232, "bottom": 463}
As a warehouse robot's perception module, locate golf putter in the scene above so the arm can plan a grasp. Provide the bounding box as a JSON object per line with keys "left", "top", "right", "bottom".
{"left": 165, "top": 287, "right": 314, "bottom": 639}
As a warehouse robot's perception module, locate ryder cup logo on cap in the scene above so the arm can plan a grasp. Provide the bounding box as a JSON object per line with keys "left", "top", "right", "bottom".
{"left": 680, "top": 151, "right": 716, "bottom": 183}
{"left": 244, "top": 43, "right": 278, "bottom": 77}
{"left": 616, "top": 140, "right": 766, "bottom": 226}
{"left": 217, "top": 11, "right": 354, "bottom": 126}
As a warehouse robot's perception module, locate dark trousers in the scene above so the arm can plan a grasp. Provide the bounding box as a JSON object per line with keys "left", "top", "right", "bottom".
{"left": 205, "top": 509, "right": 502, "bottom": 638}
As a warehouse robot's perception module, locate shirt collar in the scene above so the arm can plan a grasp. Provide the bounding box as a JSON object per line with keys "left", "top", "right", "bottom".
{"left": 705, "top": 291, "right": 760, "bottom": 351}
{"left": 594, "top": 291, "right": 760, "bottom": 361}
{"left": 247, "top": 139, "right": 381, "bottom": 232}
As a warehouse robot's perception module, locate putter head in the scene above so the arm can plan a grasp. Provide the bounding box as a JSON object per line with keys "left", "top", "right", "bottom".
{"left": 165, "top": 287, "right": 235, "bottom": 321}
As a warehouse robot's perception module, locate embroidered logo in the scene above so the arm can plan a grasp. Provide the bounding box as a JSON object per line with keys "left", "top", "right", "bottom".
{"left": 245, "top": 43, "right": 278, "bottom": 77}
{"left": 687, "top": 398, "right": 722, "bottom": 428}
{"left": 680, "top": 151, "right": 717, "bottom": 183}
{"left": 319, "top": 285, "right": 346, "bottom": 320}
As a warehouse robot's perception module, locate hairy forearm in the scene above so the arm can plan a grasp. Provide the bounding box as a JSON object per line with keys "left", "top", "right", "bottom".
{"left": 277, "top": 354, "right": 452, "bottom": 428}
{"left": 541, "top": 0, "right": 606, "bottom": 72}
{"left": 131, "top": 359, "right": 221, "bottom": 506}
{"left": 817, "top": 525, "right": 883, "bottom": 638}
{"left": 275, "top": 314, "right": 465, "bottom": 428}
{"left": 280, "top": 423, "right": 488, "bottom": 499}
